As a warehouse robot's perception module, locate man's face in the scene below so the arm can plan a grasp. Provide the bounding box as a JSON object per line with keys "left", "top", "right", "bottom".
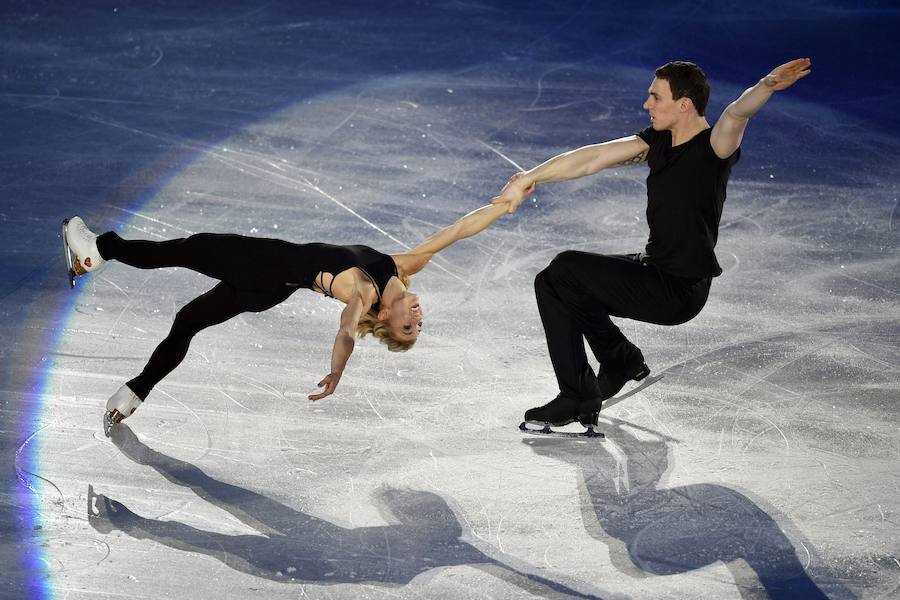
{"left": 642, "top": 77, "right": 679, "bottom": 130}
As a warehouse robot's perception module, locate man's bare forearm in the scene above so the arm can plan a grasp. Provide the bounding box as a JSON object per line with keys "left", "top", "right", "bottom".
{"left": 711, "top": 60, "right": 810, "bottom": 159}
{"left": 725, "top": 77, "right": 777, "bottom": 122}
{"left": 523, "top": 146, "right": 600, "bottom": 184}
{"left": 490, "top": 136, "right": 648, "bottom": 214}
{"left": 523, "top": 137, "right": 648, "bottom": 186}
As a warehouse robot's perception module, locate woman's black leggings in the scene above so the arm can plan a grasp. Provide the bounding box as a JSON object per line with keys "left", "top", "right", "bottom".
{"left": 96, "top": 232, "right": 298, "bottom": 400}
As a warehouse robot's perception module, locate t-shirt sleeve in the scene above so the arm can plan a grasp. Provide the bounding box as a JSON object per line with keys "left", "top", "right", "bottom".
{"left": 636, "top": 126, "right": 659, "bottom": 146}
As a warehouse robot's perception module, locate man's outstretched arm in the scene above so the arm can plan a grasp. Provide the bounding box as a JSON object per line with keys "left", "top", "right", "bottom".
{"left": 491, "top": 135, "right": 650, "bottom": 213}
{"left": 711, "top": 58, "right": 812, "bottom": 159}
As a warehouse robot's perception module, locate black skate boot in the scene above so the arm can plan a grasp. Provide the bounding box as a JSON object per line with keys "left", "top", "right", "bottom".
{"left": 573, "top": 398, "right": 604, "bottom": 437}
{"left": 577, "top": 398, "right": 601, "bottom": 427}
{"left": 520, "top": 396, "right": 605, "bottom": 438}
{"left": 523, "top": 395, "right": 579, "bottom": 426}
{"left": 597, "top": 361, "right": 651, "bottom": 400}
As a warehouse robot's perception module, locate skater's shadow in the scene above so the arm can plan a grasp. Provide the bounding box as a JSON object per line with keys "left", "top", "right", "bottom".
{"left": 523, "top": 418, "right": 854, "bottom": 600}
{"left": 88, "top": 425, "right": 614, "bottom": 599}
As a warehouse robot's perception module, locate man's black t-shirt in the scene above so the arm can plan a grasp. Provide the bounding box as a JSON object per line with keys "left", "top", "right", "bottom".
{"left": 636, "top": 126, "right": 740, "bottom": 279}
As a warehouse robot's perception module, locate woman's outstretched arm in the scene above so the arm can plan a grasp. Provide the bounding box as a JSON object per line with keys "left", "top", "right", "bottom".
{"left": 308, "top": 289, "right": 371, "bottom": 401}
{"left": 395, "top": 202, "right": 510, "bottom": 275}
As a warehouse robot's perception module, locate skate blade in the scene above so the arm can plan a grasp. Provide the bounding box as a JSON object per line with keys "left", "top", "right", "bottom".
{"left": 519, "top": 421, "right": 605, "bottom": 439}
{"left": 103, "top": 410, "right": 125, "bottom": 437}
{"left": 62, "top": 219, "right": 76, "bottom": 289}
{"left": 61, "top": 219, "right": 87, "bottom": 289}
{"left": 601, "top": 373, "right": 665, "bottom": 410}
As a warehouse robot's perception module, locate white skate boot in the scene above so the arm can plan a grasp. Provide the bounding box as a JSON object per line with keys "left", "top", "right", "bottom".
{"left": 62, "top": 216, "right": 104, "bottom": 288}
{"left": 104, "top": 384, "right": 142, "bottom": 437}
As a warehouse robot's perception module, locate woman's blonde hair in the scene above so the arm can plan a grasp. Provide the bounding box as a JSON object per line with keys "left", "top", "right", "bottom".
{"left": 356, "top": 273, "right": 416, "bottom": 352}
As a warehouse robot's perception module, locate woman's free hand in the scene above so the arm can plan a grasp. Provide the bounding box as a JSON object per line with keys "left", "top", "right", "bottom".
{"left": 309, "top": 371, "right": 342, "bottom": 401}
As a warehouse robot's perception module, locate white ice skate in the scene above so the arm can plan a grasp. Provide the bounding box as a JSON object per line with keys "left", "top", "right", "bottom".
{"left": 62, "top": 216, "right": 104, "bottom": 288}
{"left": 104, "top": 384, "right": 142, "bottom": 437}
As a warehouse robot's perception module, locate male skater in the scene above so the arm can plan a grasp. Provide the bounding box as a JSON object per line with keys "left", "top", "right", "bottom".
{"left": 493, "top": 58, "right": 811, "bottom": 427}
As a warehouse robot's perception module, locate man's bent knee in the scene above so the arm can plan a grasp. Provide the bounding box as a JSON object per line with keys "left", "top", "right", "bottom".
{"left": 547, "top": 250, "right": 584, "bottom": 276}
{"left": 534, "top": 267, "right": 552, "bottom": 292}
{"left": 542, "top": 251, "right": 589, "bottom": 288}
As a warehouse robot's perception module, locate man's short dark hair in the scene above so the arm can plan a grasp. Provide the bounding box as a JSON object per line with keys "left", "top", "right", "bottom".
{"left": 655, "top": 61, "right": 710, "bottom": 116}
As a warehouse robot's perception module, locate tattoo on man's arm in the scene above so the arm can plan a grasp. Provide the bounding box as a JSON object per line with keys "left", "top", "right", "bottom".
{"left": 613, "top": 149, "right": 648, "bottom": 167}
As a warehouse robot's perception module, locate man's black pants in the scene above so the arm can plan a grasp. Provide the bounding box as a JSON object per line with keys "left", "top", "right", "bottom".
{"left": 534, "top": 251, "right": 711, "bottom": 401}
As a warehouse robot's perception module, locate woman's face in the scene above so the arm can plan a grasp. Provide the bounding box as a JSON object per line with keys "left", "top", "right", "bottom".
{"left": 383, "top": 291, "right": 423, "bottom": 343}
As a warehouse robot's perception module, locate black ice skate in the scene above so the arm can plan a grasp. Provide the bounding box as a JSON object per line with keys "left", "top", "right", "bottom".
{"left": 599, "top": 373, "right": 665, "bottom": 411}
{"left": 519, "top": 396, "right": 605, "bottom": 438}
{"left": 519, "top": 374, "right": 665, "bottom": 439}
{"left": 597, "top": 361, "right": 651, "bottom": 400}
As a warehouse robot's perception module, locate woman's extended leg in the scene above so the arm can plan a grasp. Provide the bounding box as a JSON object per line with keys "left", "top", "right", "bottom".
{"left": 96, "top": 231, "right": 298, "bottom": 289}
{"left": 124, "top": 282, "right": 295, "bottom": 401}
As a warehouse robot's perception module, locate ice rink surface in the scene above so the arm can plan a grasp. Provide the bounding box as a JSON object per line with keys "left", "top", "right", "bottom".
{"left": 2, "top": 2, "right": 898, "bottom": 599}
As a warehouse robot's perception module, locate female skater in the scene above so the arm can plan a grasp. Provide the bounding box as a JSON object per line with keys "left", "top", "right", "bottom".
{"left": 63, "top": 200, "right": 510, "bottom": 431}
